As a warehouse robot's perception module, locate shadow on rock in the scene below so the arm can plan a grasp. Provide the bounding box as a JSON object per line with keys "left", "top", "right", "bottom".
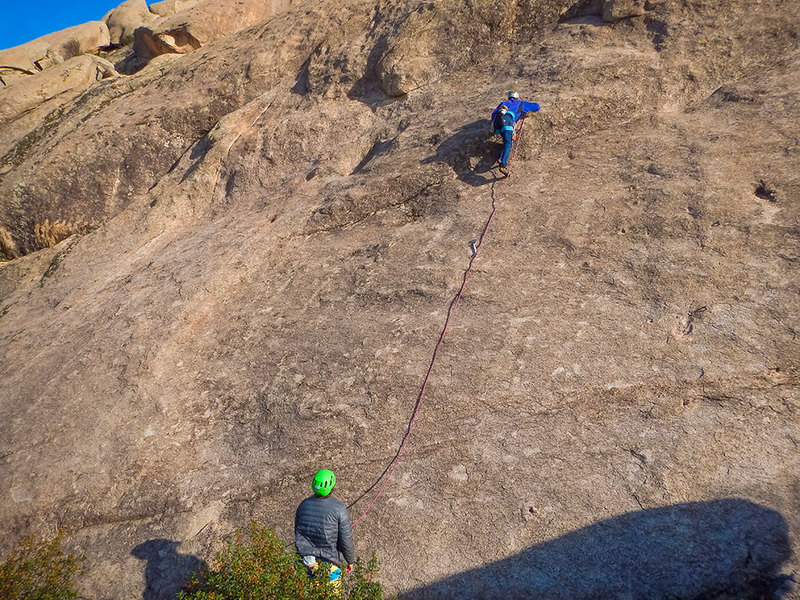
{"left": 403, "top": 499, "right": 793, "bottom": 599}
{"left": 422, "top": 119, "right": 504, "bottom": 187}
{"left": 131, "top": 539, "right": 203, "bottom": 600}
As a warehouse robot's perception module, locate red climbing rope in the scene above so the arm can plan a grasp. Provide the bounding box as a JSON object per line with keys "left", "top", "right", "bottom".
{"left": 350, "top": 118, "right": 527, "bottom": 528}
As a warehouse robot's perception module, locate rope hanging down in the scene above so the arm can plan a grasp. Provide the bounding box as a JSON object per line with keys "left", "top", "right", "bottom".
{"left": 350, "top": 118, "right": 527, "bottom": 528}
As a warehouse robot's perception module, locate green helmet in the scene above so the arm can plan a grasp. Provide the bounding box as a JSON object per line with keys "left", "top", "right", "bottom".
{"left": 508, "top": 90, "right": 520, "bottom": 99}
{"left": 312, "top": 469, "right": 336, "bottom": 496}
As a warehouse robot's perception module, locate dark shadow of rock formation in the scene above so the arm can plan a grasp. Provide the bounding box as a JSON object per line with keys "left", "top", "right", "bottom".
{"left": 422, "top": 119, "right": 504, "bottom": 187}
{"left": 403, "top": 499, "right": 792, "bottom": 599}
{"left": 131, "top": 539, "right": 203, "bottom": 600}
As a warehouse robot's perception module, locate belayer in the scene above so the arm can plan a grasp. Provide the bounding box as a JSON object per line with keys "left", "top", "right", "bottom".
{"left": 295, "top": 469, "right": 355, "bottom": 590}
{"left": 491, "top": 91, "right": 540, "bottom": 176}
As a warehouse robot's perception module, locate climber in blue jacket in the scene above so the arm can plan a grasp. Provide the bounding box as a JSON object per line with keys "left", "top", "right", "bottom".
{"left": 491, "top": 91, "right": 540, "bottom": 176}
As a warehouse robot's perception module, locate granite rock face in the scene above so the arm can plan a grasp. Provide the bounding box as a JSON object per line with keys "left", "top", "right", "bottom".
{"left": 377, "top": 2, "right": 439, "bottom": 97}
{"left": 0, "top": 1, "right": 799, "bottom": 599}
{"left": 602, "top": 0, "right": 647, "bottom": 21}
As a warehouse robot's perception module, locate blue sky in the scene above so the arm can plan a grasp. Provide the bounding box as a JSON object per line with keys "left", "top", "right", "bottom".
{"left": 0, "top": 0, "right": 124, "bottom": 50}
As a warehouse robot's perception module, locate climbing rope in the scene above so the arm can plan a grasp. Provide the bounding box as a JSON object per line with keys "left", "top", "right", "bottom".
{"left": 350, "top": 117, "right": 527, "bottom": 528}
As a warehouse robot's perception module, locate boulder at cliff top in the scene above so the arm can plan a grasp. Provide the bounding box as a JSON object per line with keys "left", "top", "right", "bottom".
{"left": 39, "top": 21, "right": 111, "bottom": 58}
{"left": 148, "top": 0, "right": 202, "bottom": 18}
{"left": 0, "top": 41, "right": 59, "bottom": 88}
{"left": 0, "top": 55, "right": 117, "bottom": 121}
{"left": 105, "top": 0, "right": 157, "bottom": 46}
{"left": 133, "top": 0, "right": 294, "bottom": 62}
{"left": 0, "top": 22, "right": 110, "bottom": 89}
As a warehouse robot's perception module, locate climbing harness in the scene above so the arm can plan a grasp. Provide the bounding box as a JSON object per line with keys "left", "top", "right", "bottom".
{"left": 350, "top": 118, "right": 527, "bottom": 528}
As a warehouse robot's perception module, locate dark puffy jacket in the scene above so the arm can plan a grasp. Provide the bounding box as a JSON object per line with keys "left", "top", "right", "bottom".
{"left": 294, "top": 495, "right": 355, "bottom": 566}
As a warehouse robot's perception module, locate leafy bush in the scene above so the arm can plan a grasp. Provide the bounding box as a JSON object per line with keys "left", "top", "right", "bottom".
{"left": 178, "top": 523, "right": 384, "bottom": 600}
{"left": 0, "top": 531, "right": 84, "bottom": 600}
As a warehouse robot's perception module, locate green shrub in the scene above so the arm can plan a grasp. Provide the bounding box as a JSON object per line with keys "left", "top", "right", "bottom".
{"left": 178, "top": 523, "right": 384, "bottom": 600}
{"left": 0, "top": 531, "right": 84, "bottom": 600}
